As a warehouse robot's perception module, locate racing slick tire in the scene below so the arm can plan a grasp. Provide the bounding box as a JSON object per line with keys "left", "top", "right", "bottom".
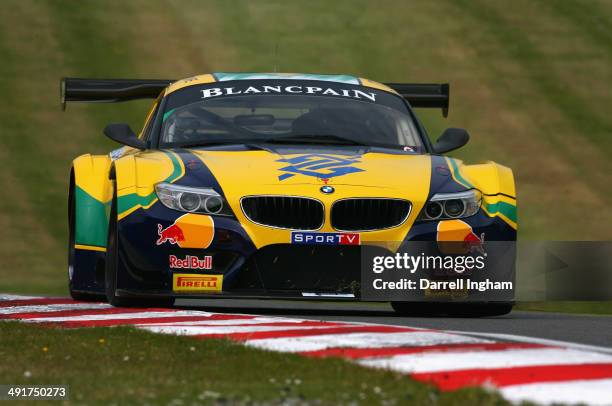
{"left": 68, "top": 177, "right": 105, "bottom": 302}
{"left": 105, "top": 184, "right": 175, "bottom": 308}
{"left": 391, "top": 301, "right": 513, "bottom": 317}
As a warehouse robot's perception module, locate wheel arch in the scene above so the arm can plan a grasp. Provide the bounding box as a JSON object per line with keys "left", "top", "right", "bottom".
{"left": 113, "top": 151, "right": 185, "bottom": 221}
{"left": 461, "top": 161, "right": 516, "bottom": 198}
{"left": 71, "top": 153, "right": 114, "bottom": 249}
{"left": 447, "top": 158, "right": 518, "bottom": 230}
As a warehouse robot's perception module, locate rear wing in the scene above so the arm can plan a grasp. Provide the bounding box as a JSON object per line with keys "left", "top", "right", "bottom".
{"left": 60, "top": 78, "right": 173, "bottom": 110}
{"left": 384, "top": 83, "right": 450, "bottom": 117}
{"left": 61, "top": 77, "right": 450, "bottom": 117}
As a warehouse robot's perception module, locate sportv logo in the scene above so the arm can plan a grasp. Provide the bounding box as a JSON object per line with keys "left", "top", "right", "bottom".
{"left": 291, "top": 231, "right": 360, "bottom": 245}
{"left": 169, "top": 255, "right": 212, "bottom": 270}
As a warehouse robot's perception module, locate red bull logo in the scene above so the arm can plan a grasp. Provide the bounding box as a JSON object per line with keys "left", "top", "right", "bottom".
{"left": 156, "top": 214, "right": 215, "bottom": 249}
{"left": 463, "top": 230, "right": 485, "bottom": 255}
{"left": 157, "top": 224, "right": 185, "bottom": 245}
{"left": 169, "top": 255, "right": 213, "bottom": 270}
{"left": 437, "top": 219, "right": 485, "bottom": 255}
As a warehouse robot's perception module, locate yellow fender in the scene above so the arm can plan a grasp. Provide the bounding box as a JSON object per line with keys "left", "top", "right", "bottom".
{"left": 114, "top": 151, "right": 185, "bottom": 220}
{"left": 72, "top": 154, "right": 113, "bottom": 250}
{"left": 447, "top": 158, "right": 517, "bottom": 230}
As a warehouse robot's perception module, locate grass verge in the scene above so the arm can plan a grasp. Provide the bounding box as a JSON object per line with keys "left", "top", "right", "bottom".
{"left": 0, "top": 322, "right": 510, "bottom": 405}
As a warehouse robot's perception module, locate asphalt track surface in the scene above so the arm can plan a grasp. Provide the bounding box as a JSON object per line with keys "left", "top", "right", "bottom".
{"left": 178, "top": 299, "right": 612, "bottom": 349}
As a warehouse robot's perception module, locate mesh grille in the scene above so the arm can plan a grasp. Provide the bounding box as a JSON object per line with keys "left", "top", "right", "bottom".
{"left": 331, "top": 199, "right": 411, "bottom": 231}
{"left": 241, "top": 196, "right": 324, "bottom": 230}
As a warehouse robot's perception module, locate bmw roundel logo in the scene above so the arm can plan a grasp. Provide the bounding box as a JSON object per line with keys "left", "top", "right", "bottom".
{"left": 320, "top": 185, "right": 335, "bottom": 194}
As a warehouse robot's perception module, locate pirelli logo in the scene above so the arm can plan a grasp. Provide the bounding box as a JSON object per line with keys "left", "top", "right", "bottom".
{"left": 173, "top": 274, "right": 223, "bottom": 293}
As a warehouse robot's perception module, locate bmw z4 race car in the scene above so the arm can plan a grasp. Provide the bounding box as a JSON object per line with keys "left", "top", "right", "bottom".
{"left": 63, "top": 73, "right": 517, "bottom": 316}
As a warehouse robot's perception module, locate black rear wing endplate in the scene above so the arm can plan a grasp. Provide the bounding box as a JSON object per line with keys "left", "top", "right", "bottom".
{"left": 384, "top": 83, "right": 450, "bottom": 117}
{"left": 60, "top": 77, "right": 174, "bottom": 110}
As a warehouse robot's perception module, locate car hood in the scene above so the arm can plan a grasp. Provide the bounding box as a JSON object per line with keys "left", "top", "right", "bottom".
{"left": 129, "top": 146, "right": 478, "bottom": 246}
{"left": 187, "top": 146, "right": 432, "bottom": 197}
{"left": 182, "top": 147, "right": 434, "bottom": 246}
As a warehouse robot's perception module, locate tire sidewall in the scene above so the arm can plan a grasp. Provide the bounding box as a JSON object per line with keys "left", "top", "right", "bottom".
{"left": 105, "top": 184, "right": 121, "bottom": 304}
{"left": 68, "top": 181, "right": 76, "bottom": 292}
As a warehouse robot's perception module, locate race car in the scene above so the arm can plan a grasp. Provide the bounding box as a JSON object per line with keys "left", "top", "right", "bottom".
{"left": 63, "top": 73, "right": 517, "bottom": 316}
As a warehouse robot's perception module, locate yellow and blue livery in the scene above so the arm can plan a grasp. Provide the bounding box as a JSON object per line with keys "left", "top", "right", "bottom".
{"left": 63, "top": 73, "right": 516, "bottom": 316}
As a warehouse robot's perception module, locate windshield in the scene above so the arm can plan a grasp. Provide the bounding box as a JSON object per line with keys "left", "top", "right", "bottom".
{"left": 160, "top": 81, "right": 423, "bottom": 151}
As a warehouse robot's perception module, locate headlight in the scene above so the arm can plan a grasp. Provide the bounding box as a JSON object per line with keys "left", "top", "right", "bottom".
{"left": 155, "top": 183, "right": 233, "bottom": 216}
{"left": 418, "top": 190, "right": 481, "bottom": 221}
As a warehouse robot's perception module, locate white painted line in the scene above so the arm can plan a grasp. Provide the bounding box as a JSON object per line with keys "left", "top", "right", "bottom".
{"left": 0, "top": 303, "right": 111, "bottom": 315}
{"left": 139, "top": 324, "right": 342, "bottom": 336}
{"left": 23, "top": 310, "right": 217, "bottom": 323}
{"left": 301, "top": 292, "right": 355, "bottom": 298}
{"left": 358, "top": 348, "right": 612, "bottom": 374}
{"left": 246, "top": 331, "right": 489, "bottom": 353}
{"left": 450, "top": 330, "right": 612, "bottom": 355}
{"left": 0, "top": 294, "right": 37, "bottom": 300}
{"left": 137, "top": 317, "right": 323, "bottom": 327}
{"left": 501, "top": 378, "right": 612, "bottom": 406}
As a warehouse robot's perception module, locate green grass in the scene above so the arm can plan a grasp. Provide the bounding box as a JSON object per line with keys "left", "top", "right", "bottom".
{"left": 0, "top": 1, "right": 610, "bottom": 295}
{"left": 0, "top": 322, "right": 510, "bottom": 405}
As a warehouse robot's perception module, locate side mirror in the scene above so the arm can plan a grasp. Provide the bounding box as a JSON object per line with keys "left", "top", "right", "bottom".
{"left": 104, "top": 123, "right": 146, "bottom": 149}
{"left": 433, "top": 128, "right": 469, "bottom": 154}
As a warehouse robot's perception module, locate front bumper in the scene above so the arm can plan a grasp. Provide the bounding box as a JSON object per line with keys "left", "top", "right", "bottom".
{"left": 112, "top": 201, "right": 516, "bottom": 301}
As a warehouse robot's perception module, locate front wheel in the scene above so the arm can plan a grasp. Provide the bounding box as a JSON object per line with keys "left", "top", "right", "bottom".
{"left": 391, "top": 302, "right": 513, "bottom": 317}
{"left": 105, "top": 184, "right": 174, "bottom": 308}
